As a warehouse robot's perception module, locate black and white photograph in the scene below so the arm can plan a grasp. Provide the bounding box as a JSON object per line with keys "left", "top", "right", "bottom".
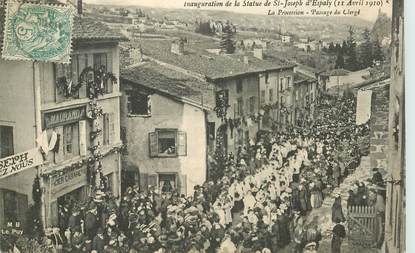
{"left": 0, "top": 0, "right": 406, "bottom": 252}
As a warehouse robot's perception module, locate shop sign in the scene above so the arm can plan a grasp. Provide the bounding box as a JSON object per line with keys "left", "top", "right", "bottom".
{"left": 50, "top": 166, "right": 86, "bottom": 194}
{"left": 43, "top": 106, "right": 86, "bottom": 129}
{"left": 0, "top": 149, "right": 43, "bottom": 180}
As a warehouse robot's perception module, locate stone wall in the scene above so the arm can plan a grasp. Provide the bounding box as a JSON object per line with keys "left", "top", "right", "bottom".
{"left": 369, "top": 83, "right": 390, "bottom": 171}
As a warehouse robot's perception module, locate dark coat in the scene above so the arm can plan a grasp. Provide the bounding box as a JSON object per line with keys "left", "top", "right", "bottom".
{"left": 85, "top": 211, "right": 98, "bottom": 232}
{"left": 92, "top": 235, "right": 105, "bottom": 253}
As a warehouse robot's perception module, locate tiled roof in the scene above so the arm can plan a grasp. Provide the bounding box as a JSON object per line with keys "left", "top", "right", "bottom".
{"left": 135, "top": 39, "right": 294, "bottom": 80}
{"left": 73, "top": 16, "right": 128, "bottom": 41}
{"left": 322, "top": 68, "right": 351, "bottom": 76}
{"left": 121, "top": 61, "right": 215, "bottom": 109}
{"left": 294, "top": 72, "right": 315, "bottom": 83}
{"left": 0, "top": 9, "right": 127, "bottom": 53}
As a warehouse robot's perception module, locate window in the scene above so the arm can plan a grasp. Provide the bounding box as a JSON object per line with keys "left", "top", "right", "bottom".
{"left": 63, "top": 123, "right": 79, "bottom": 157}
{"left": 260, "top": 90, "right": 266, "bottom": 104}
{"left": 215, "top": 89, "right": 229, "bottom": 108}
{"left": 279, "top": 78, "right": 284, "bottom": 91}
{"left": 127, "top": 90, "right": 151, "bottom": 116}
{"left": 265, "top": 72, "right": 269, "bottom": 84}
{"left": 93, "top": 52, "right": 113, "bottom": 93}
{"left": 287, "top": 77, "right": 292, "bottom": 88}
{"left": 102, "top": 113, "right": 110, "bottom": 145}
{"left": 237, "top": 98, "right": 244, "bottom": 116}
{"left": 207, "top": 122, "right": 215, "bottom": 140}
{"left": 55, "top": 54, "right": 88, "bottom": 101}
{"left": 149, "top": 129, "right": 187, "bottom": 157}
{"left": 0, "top": 126, "right": 13, "bottom": 158}
{"left": 237, "top": 129, "right": 244, "bottom": 147}
{"left": 236, "top": 79, "right": 243, "bottom": 93}
{"left": 269, "top": 89, "right": 274, "bottom": 102}
{"left": 159, "top": 173, "right": 176, "bottom": 193}
{"left": 158, "top": 130, "right": 176, "bottom": 155}
{"left": 249, "top": 96, "right": 256, "bottom": 114}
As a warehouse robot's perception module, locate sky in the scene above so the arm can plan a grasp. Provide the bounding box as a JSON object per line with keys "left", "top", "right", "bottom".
{"left": 83, "top": 0, "right": 392, "bottom": 22}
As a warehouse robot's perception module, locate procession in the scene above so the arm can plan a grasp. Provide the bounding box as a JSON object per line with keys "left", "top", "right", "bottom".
{"left": 0, "top": 0, "right": 405, "bottom": 252}
{"left": 0, "top": 93, "right": 387, "bottom": 253}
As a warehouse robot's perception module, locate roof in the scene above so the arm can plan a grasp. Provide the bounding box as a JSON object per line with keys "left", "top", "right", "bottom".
{"left": 134, "top": 39, "right": 294, "bottom": 80}
{"left": 294, "top": 72, "right": 315, "bottom": 84}
{"left": 121, "top": 61, "right": 215, "bottom": 109}
{"left": 73, "top": 16, "right": 128, "bottom": 42}
{"left": 321, "top": 68, "right": 351, "bottom": 76}
{"left": 0, "top": 8, "right": 127, "bottom": 52}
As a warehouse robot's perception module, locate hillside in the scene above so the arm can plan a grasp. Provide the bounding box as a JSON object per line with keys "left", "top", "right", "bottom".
{"left": 85, "top": 4, "right": 373, "bottom": 42}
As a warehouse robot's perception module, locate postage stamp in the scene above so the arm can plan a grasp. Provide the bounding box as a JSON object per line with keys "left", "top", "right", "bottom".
{"left": 1, "top": 1, "right": 75, "bottom": 63}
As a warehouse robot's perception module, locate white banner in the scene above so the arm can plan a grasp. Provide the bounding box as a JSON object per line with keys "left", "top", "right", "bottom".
{"left": 0, "top": 149, "right": 44, "bottom": 180}
{"left": 356, "top": 90, "right": 373, "bottom": 125}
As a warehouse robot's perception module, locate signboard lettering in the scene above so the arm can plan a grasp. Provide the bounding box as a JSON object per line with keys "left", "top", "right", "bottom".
{"left": 44, "top": 106, "right": 86, "bottom": 129}
{"left": 0, "top": 149, "right": 43, "bottom": 180}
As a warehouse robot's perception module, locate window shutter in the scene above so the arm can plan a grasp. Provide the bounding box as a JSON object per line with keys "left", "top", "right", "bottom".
{"left": 147, "top": 95, "right": 152, "bottom": 115}
{"left": 109, "top": 113, "right": 115, "bottom": 145}
{"left": 177, "top": 131, "right": 187, "bottom": 156}
{"left": 148, "top": 174, "right": 158, "bottom": 189}
{"left": 78, "top": 54, "right": 88, "bottom": 98}
{"left": 107, "top": 52, "right": 113, "bottom": 93}
{"left": 149, "top": 132, "right": 158, "bottom": 157}
{"left": 179, "top": 174, "right": 187, "bottom": 196}
{"left": 79, "top": 120, "right": 87, "bottom": 156}
{"left": 139, "top": 173, "right": 149, "bottom": 191}
{"left": 73, "top": 123, "right": 80, "bottom": 156}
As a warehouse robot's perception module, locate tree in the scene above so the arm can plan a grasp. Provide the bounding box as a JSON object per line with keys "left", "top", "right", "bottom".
{"left": 372, "top": 39, "right": 384, "bottom": 62}
{"left": 358, "top": 28, "right": 374, "bottom": 68}
{"left": 345, "top": 26, "right": 358, "bottom": 71}
{"left": 335, "top": 52, "right": 345, "bottom": 69}
{"left": 220, "top": 21, "right": 236, "bottom": 54}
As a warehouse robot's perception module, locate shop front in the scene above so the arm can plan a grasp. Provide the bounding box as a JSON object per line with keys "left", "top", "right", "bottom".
{"left": 42, "top": 152, "right": 120, "bottom": 228}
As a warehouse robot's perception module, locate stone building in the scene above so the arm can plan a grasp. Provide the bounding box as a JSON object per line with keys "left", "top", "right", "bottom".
{"left": 120, "top": 61, "right": 214, "bottom": 196}
{"left": 0, "top": 15, "right": 126, "bottom": 228}
{"left": 384, "top": 0, "right": 405, "bottom": 251}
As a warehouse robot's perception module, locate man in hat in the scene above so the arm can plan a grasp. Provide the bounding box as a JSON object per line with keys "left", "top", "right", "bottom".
{"left": 331, "top": 218, "right": 346, "bottom": 253}
{"left": 371, "top": 168, "right": 384, "bottom": 186}
{"left": 85, "top": 203, "right": 98, "bottom": 240}
{"left": 92, "top": 227, "right": 105, "bottom": 253}
{"left": 68, "top": 205, "right": 81, "bottom": 231}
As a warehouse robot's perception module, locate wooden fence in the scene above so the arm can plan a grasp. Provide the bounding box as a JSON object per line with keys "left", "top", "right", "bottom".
{"left": 347, "top": 205, "right": 382, "bottom": 247}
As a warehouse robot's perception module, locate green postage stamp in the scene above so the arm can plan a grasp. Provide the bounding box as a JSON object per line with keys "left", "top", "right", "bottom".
{"left": 2, "top": 1, "right": 75, "bottom": 63}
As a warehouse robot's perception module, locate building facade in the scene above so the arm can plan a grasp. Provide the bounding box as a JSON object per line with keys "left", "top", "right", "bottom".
{"left": 0, "top": 16, "right": 126, "bottom": 228}
{"left": 120, "top": 61, "right": 214, "bottom": 196}
{"left": 384, "top": 0, "right": 405, "bottom": 251}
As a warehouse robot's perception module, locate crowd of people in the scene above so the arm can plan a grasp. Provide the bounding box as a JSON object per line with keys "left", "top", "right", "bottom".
{"left": 1, "top": 94, "right": 372, "bottom": 253}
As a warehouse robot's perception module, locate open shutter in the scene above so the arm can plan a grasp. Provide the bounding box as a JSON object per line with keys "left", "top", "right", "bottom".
{"left": 149, "top": 132, "right": 158, "bottom": 157}
{"left": 79, "top": 120, "right": 87, "bottom": 156}
{"left": 177, "top": 131, "right": 187, "bottom": 156}
{"left": 109, "top": 113, "right": 115, "bottom": 145}
{"left": 107, "top": 52, "right": 113, "bottom": 93}
{"left": 148, "top": 174, "right": 158, "bottom": 190}
{"left": 179, "top": 174, "right": 187, "bottom": 196}
{"left": 78, "top": 54, "right": 88, "bottom": 98}
{"left": 139, "top": 173, "right": 149, "bottom": 191}
{"left": 147, "top": 95, "right": 152, "bottom": 115}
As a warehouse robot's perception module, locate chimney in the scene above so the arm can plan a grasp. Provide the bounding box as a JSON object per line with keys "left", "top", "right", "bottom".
{"left": 253, "top": 48, "right": 263, "bottom": 60}
{"left": 171, "top": 40, "right": 184, "bottom": 55}
{"left": 77, "top": 0, "right": 82, "bottom": 15}
{"left": 130, "top": 48, "right": 143, "bottom": 65}
{"left": 243, "top": 56, "right": 249, "bottom": 64}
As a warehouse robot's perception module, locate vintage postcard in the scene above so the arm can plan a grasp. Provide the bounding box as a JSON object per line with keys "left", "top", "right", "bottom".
{"left": 0, "top": 0, "right": 405, "bottom": 252}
